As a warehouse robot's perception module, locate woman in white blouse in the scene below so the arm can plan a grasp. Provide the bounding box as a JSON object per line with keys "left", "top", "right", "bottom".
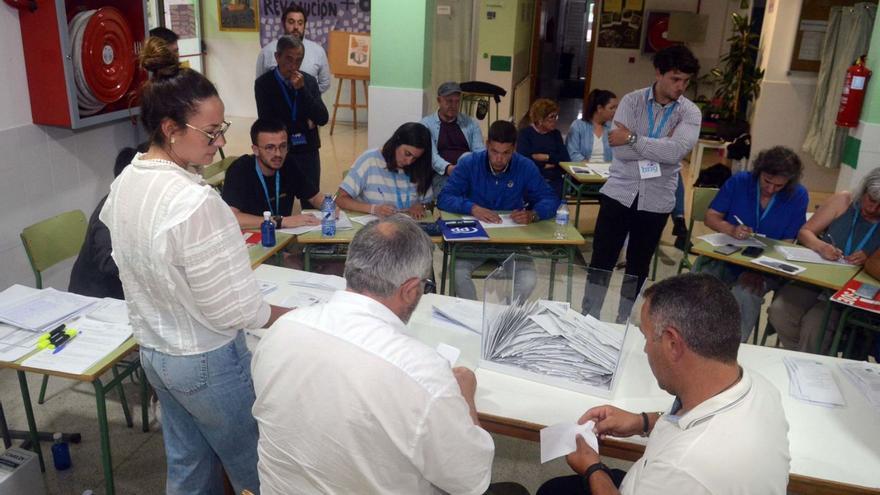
{"left": 565, "top": 89, "right": 618, "bottom": 163}
{"left": 100, "top": 38, "right": 288, "bottom": 494}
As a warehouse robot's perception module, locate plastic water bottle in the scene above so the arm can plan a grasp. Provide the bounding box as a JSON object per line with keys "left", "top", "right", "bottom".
{"left": 554, "top": 203, "right": 569, "bottom": 240}
{"left": 261, "top": 211, "right": 276, "bottom": 247}
{"left": 52, "top": 432, "right": 72, "bottom": 470}
{"left": 321, "top": 194, "right": 336, "bottom": 237}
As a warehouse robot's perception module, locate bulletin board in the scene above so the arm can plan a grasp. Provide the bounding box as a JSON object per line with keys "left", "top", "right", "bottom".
{"left": 328, "top": 31, "right": 371, "bottom": 78}
{"left": 790, "top": 0, "right": 877, "bottom": 72}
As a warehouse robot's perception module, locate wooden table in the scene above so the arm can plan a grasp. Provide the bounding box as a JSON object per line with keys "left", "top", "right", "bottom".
{"left": 254, "top": 265, "right": 880, "bottom": 495}
{"left": 438, "top": 211, "right": 585, "bottom": 301}
{"left": 560, "top": 162, "right": 607, "bottom": 231}
{"left": 247, "top": 232, "right": 294, "bottom": 268}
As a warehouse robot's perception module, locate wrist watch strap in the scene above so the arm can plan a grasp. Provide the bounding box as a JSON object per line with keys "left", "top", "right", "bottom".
{"left": 581, "top": 462, "right": 611, "bottom": 488}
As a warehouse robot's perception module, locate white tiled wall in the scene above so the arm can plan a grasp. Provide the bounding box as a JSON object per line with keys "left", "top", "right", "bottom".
{"left": 0, "top": 9, "right": 140, "bottom": 291}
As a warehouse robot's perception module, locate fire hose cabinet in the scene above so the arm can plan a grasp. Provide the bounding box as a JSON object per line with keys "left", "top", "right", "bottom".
{"left": 13, "top": 0, "right": 148, "bottom": 129}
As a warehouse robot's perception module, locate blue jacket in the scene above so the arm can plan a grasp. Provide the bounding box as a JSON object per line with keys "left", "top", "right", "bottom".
{"left": 565, "top": 119, "right": 612, "bottom": 162}
{"left": 438, "top": 150, "right": 559, "bottom": 220}
{"left": 420, "top": 112, "right": 486, "bottom": 175}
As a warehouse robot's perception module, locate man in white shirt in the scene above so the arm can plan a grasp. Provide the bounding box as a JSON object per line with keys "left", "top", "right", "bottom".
{"left": 252, "top": 215, "right": 528, "bottom": 495}
{"left": 256, "top": 5, "right": 331, "bottom": 93}
{"left": 538, "top": 273, "right": 790, "bottom": 495}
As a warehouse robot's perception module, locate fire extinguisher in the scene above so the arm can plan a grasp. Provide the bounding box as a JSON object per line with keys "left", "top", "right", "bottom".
{"left": 837, "top": 56, "right": 872, "bottom": 128}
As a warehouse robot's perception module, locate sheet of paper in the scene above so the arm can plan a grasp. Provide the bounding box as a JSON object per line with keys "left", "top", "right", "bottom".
{"left": 750, "top": 256, "right": 806, "bottom": 276}
{"left": 436, "top": 343, "right": 461, "bottom": 366}
{"left": 257, "top": 281, "right": 278, "bottom": 296}
{"left": 460, "top": 214, "right": 521, "bottom": 229}
{"left": 540, "top": 420, "right": 598, "bottom": 463}
{"left": 784, "top": 357, "right": 845, "bottom": 407}
{"left": 839, "top": 362, "right": 880, "bottom": 409}
{"left": 0, "top": 324, "right": 40, "bottom": 362}
{"left": 20, "top": 317, "right": 132, "bottom": 375}
{"left": 0, "top": 287, "right": 99, "bottom": 332}
{"left": 85, "top": 298, "right": 129, "bottom": 324}
{"left": 286, "top": 271, "right": 346, "bottom": 292}
{"left": 587, "top": 162, "right": 611, "bottom": 177}
{"left": 278, "top": 210, "right": 354, "bottom": 235}
{"left": 350, "top": 214, "right": 379, "bottom": 225}
{"left": 776, "top": 246, "right": 849, "bottom": 266}
{"left": 698, "top": 232, "right": 765, "bottom": 248}
{"left": 432, "top": 298, "right": 484, "bottom": 334}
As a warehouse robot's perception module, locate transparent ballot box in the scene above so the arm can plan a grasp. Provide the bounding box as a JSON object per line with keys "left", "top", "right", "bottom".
{"left": 479, "top": 254, "right": 637, "bottom": 398}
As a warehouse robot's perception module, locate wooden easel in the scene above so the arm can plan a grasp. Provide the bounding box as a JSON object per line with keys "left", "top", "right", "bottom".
{"left": 330, "top": 75, "right": 369, "bottom": 135}
{"left": 327, "top": 30, "right": 370, "bottom": 135}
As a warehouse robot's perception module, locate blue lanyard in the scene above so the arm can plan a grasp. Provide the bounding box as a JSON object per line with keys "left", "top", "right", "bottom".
{"left": 645, "top": 90, "right": 677, "bottom": 139}
{"left": 255, "top": 158, "right": 280, "bottom": 216}
{"left": 273, "top": 68, "right": 298, "bottom": 123}
{"left": 393, "top": 172, "right": 411, "bottom": 210}
{"left": 844, "top": 205, "right": 879, "bottom": 256}
{"left": 755, "top": 183, "right": 776, "bottom": 230}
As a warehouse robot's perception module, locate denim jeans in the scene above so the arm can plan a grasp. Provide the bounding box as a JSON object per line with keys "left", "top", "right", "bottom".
{"left": 140, "top": 332, "right": 260, "bottom": 495}
{"left": 673, "top": 172, "right": 685, "bottom": 218}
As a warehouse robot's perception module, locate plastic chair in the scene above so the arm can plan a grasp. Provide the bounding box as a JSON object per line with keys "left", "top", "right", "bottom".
{"left": 20, "top": 210, "right": 88, "bottom": 404}
{"left": 677, "top": 187, "right": 720, "bottom": 274}
{"left": 201, "top": 155, "right": 238, "bottom": 192}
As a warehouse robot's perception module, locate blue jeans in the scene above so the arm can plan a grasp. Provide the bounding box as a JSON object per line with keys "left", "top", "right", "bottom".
{"left": 140, "top": 332, "right": 260, "bottom": 495}
{"left": 673, "top": 173, "right": 685, "bottom": 218}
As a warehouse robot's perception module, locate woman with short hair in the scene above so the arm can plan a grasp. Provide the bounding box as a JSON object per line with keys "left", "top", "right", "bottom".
{"left": 517, "top": 98, "right": 571, "bottom": 198}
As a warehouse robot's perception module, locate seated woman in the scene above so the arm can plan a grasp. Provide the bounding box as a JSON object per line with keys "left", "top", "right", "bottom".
{"left": 517, "top": 98, "right": 570, "bottom": 198}
{"left": 702, "top": 146, "right": 809, "bottom": 342}
{"left": 565, "top": 89, "right": 617, "bottom": 163}
{"left": 336, "top": 122, "right": 434, "bottom": 219}
{"left": 768, "top": 168, "right": 880, "bottom": 353}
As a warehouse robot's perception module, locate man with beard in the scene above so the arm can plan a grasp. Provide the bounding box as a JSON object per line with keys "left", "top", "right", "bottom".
{"left": 221, "top": 118, "right": 327, "bottom": 229}
{"left": 256, "top": 4, "right": 330, "bottom": 93}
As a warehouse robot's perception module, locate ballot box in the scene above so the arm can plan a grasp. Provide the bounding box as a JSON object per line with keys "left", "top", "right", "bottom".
{"left": 479, "top": 255, "right": 637, "bottom": 398}
{"left": 0, "top": 447, "right": 46, "bottom": 495}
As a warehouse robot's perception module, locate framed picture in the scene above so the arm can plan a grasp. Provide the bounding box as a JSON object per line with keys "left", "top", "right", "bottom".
{"left": 217, "top": 0, "right": 258, "bottom": 32}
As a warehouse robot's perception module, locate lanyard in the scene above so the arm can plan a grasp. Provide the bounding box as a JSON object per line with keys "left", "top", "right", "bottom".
{"left": 273, "top": 68, "right": 298, "bottom": 123}
{"left": 844, "top": 205, "right": 879, "bottom": 256}
{"left": 255, "top": 158, "right": 280, "bottom": 216}
{"left": 645, "top": 91, "right": 677, "bottom": 139}
{"left": 393, "top": 172, "right": 411, "bottom": 210}
{"left": 755, "top": 183, "right": 776, "bottom": 230}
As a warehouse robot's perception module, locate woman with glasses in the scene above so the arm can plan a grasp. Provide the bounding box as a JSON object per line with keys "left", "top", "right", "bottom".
{"left": 517, "top": 98, "right": 571, "bottom": 199}
{"left": 100, "top": 38, "right": 289, "bottom": 494}
{"left": 336, "top": 122, "right": 434, "bottom": 219}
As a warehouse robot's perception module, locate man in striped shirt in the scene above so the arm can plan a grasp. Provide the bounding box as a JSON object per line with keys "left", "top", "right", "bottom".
{"left": 583, "top": 45, "right": 701, "bottom": 323}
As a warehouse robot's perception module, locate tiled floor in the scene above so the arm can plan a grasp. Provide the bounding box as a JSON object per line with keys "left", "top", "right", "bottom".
{"left": 2, "top": 118, "right": 785, "bottom": 494}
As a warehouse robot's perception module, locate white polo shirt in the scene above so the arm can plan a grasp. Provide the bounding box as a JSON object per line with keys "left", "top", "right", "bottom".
{"left": 251, "top": 290, "right": 495, "bottom": 495}
{"left": 620, "top": 368, "right": 790, "bottom": 494}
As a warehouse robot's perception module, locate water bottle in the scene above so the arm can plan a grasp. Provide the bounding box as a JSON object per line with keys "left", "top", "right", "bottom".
{"left": 321, "top": 194, "right": 336, "bottom": 237}
{"left": 52, "top": 432, "right": 72, "bottom": 470}
{"left": 554, "top": 203, "right": 569, "bottom": 240}
{"left": 261, "top": 211, "right": 276, "bottom": 247}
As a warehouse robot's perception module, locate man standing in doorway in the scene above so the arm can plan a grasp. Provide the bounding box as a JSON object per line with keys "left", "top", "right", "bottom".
{"left": 256, "top": 5, "right": 331, "bottom": 94}
{"left": 583, "top": 45, "right": 701, "bottom": 322}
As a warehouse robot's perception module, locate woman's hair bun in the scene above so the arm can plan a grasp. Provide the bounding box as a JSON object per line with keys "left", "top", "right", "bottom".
{"left": 139, "top": 37, "right": 179, "bottom": 80}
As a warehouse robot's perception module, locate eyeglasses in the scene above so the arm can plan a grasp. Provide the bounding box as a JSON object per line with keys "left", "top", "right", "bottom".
{"left": 422, "top": 278, "right": 436, "bottom": 295}
{"left": 185, "top": 120, "right": 231, "bottom": 145}
{"left": 545, "top": 113, "right": 559, "bottom": 121}
{"left": 258, "top": 143, "right": 288, "bottom": 154}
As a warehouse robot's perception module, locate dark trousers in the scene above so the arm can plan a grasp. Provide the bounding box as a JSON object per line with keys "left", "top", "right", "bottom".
{"left": 536, "top": 470, "right": 626, "bottom": 494}
{"left": 289, "top": 149, "right": 321, "bottom": 209}
{"left": 583, "top": 194, "right": 669, "bottom": 321}
{"left": 485, "top": 482, "right": 532, "bottom": 495}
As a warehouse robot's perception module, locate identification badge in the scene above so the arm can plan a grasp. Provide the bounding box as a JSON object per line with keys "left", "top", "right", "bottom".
{"left": 290, "top": 133, "right": 307, "bottom": 146}
{"left": 638, "top": 160, "right": 661, "bottom": 179}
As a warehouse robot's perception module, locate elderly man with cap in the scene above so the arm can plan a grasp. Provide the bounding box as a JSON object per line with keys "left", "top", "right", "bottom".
{"left": 421, "top": 81, "right": 486, "bottom": 196}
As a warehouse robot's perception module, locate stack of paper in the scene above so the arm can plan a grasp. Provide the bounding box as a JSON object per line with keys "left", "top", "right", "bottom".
{"left": 839, "top": 362, "right": 880, "bottom": 410}
{"left": 278, "top": 210, "right": 354, "bottom": 235}
{"left": 0, "top": 324, "right": 42, "bottom": 362}
{"left": 20, "top": 317, "right": 133, "bottom": 375}
{"left": 432, "top": 298, "right": 484, "bottom": 334}
{"left": 286, "top": 272, "right": 346, "bottom": 292}
{"left": 0, "top": 286, "right": 99, "bottom": 333}
{"left": 482, "top": 300, "right": 625, "bottom": 386}
{"left": 85, "top": 298, "right": 129, "bottom": 324}
{"left": 783, "top": 357, "right": 845, "bottom": 407}
{"left": 587, "top": 162, "right": 611, "bottom": 177}
{"left": 776, "top": 246, "right": 850, "bottom": 266}
{"left": 350, "top": 214, "right": 379, "bottom": 225}
{"left": 698, "top": 233, "right": 765, "bottom": 248}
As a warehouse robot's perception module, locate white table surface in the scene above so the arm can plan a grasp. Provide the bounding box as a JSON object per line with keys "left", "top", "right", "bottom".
{"left": 253, "top": 264, "right": 880, "bottom": 492}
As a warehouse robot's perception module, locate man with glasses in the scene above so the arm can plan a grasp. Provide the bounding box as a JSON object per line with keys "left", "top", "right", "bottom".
{"left": 222, "top": 119, "right": 328, "bottom": 229}
{"left": 251, "top": 215, "right": 529, "bottom": 495}
{"left": 255, "top": 36, "right": 329, "bottom": 207}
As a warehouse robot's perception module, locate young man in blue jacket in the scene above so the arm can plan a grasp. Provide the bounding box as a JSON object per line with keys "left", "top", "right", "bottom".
{"left": 438, "top": 120, "right": 559, "bottom": 300}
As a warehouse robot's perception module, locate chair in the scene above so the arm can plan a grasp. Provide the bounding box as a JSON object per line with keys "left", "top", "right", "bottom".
{"left": 201, "top": 155, "right": 239, "bottom": 192}
{"left": 677, "top": 187, "right": 720, "bottom": 274}
{"left": 20, "top": 210, "right": 88, "bottom": 404}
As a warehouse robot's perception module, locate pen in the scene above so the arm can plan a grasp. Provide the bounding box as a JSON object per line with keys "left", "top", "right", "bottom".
{"left": 822, "top": 231, "right": 836, "bottom": 246}
{"left": 733, "top": 215, "right": 745, "bottom": 226}
{"left": 52, "top": 331, "right": 80, "bottom": 354}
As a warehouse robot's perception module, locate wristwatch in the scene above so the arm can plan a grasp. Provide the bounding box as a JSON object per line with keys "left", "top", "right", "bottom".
{"left": 626, "top": 132, "right": 638, "bottom": 145}
{"left": 530, "top": 211, "right": 539, "bottom": 223}
{"left": 581, "top": 462, "right": 612, "bottom": 488}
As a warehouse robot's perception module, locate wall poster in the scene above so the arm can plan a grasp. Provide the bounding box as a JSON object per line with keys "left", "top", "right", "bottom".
{"left": 597, "top": 0, "right": 644, "bottom": 49}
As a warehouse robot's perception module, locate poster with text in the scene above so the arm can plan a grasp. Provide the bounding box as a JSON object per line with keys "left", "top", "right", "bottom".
{"left": 598, "top": 0, "right": 644, "bottom": 49}
{"left": 259, "top": 0, "right": 370, "bottom": 51}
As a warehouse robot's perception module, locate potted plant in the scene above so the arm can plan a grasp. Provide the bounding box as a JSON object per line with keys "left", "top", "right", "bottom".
{"left": 709, "top": 12, "right": 764, "bottom": 140}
